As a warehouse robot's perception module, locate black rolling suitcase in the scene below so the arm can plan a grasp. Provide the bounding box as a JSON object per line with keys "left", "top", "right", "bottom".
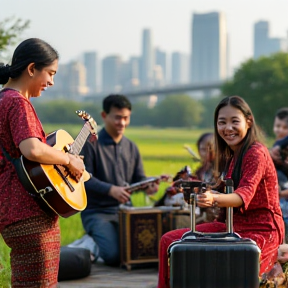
{"left": 168, "top": 179, "right": 261, "bottom": 288}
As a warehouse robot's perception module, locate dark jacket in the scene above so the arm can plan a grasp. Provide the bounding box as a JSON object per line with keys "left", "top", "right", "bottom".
{"left": 81, "top": 128, "right": 146, "bottom": 214}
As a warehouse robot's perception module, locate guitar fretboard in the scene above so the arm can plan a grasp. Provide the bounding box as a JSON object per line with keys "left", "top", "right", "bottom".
{"left": 69, "top": 123, "right": 90, "bottom": 155}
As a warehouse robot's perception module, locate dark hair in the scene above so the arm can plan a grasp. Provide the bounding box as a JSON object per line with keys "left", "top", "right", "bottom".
{"left": 214, "top": 96, "right": 262, "bottom": 183}
{"left": 197, "top": 132, "right": 213, "bottom": 150}
{"left": 275, "top": 107, "right": 288, "bottom": 122}
{"left": 0, "top": 38, "right": 59, "bottom": 85}
{"left": 103, "top": 94, "right": 132, "bottom": 114}
{"left": 196, "top": 132, "right": 215, "bottom": 162}
{"left": 195, "top": 133, "right": 216, "bottom": 182}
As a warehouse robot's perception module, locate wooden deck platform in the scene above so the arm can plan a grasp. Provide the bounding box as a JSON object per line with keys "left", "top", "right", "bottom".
{"left": 58, "top": 261, "right": 158, "bottom": 288}
{"left": 57, "top": 206, "right": 189, "bottom": 288}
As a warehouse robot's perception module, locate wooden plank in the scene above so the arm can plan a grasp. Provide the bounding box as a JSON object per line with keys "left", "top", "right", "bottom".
{"left": 58, "top": 261, "right": 158, "bottom": 288}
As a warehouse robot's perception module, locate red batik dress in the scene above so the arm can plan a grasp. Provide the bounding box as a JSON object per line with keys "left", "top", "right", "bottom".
{"left": 157, "top": 142, "right": 284, "bottom": 288}
{"left": 0, "top": 88, "right": 60, "bottom": 287}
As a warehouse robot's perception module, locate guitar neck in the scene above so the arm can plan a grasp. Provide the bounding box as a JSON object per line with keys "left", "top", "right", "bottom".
{"left": 125, "top": 176, "right": 171, "bottom": 194}
{"left": 69, "top": 123, "right": 91, "bottom": 155}
{"left": 126, "top": 177, "right": 160, "bottom": 194}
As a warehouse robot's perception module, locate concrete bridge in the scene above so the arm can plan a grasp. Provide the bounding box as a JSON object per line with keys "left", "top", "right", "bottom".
{"left": 83, "top": 81, "right": 224, "bottom": 101}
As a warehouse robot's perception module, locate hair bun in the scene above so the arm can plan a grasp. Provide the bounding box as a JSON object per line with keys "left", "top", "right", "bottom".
{"left": 0, "top": 63, "right": 11, "bottom": 84}
{"left": 0, "top": 63, "right": 11, "bottom": 73}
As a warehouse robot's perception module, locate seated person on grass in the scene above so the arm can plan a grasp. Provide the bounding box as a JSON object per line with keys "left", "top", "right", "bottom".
{"left": 270, "top": 107, "right": 288, "bottom": 242}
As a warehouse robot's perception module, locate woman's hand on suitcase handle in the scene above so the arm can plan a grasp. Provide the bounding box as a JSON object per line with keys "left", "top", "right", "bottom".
{"left": 198, "top": 190, "right": 244, "bottom": 208}
{"left": 197, "top": 190, "right": 219, "bottom": 207}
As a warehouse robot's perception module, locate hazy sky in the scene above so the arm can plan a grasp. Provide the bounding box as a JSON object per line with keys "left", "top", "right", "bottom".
{"left": 2, "top": 0, "right": 288, "bottom": 71}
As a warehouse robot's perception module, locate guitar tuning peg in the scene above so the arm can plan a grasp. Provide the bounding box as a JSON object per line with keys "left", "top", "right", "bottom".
{"left": 75, "top": 110, "right": 83, "bottom": 116}
{"left": 76, "top": 110, "right": 90, "bottom": 121}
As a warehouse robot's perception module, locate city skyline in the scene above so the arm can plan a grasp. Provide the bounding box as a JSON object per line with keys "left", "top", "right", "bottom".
{"left": 47, "top": 14, "right": 286, "bottom": 99}
{"left": 2, "top": 0, "right": 288, "bottom": 72}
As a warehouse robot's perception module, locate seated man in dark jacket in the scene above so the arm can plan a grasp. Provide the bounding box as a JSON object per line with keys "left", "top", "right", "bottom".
{"left": 81, "top": 94, "right": 158, "bottom": 266}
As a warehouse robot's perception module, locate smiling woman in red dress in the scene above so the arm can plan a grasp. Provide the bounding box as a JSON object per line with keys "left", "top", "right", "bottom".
{"left": 157, "top": 96, "right": 284, "bottom": 288}
{"left": 0, "top": 38, "right": 85, "bottom": 288}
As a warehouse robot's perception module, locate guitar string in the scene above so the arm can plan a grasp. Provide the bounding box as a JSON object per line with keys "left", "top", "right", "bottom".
{"left": 70, "top": 124, "right": 90, "bottom": 155}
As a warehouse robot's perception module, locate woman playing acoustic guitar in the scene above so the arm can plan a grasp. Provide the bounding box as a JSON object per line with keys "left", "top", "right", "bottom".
{"left": 0, "top": 38, "right": 84, "bottom": 287}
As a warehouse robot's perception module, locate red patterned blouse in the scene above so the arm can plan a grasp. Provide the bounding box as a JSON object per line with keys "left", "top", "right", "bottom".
{"left": 227, "top": 142, "right": 284, "bottom": 242}
{"left": 0, "top": 88, "right": 57, "bottom": 232}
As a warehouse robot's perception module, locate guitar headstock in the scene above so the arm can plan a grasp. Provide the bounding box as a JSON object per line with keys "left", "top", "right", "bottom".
{"left": 76, "top": 110, "right": 97, "bottom": 136}
{"left": 183, "top": 144, "right": 201, "bottom": 162}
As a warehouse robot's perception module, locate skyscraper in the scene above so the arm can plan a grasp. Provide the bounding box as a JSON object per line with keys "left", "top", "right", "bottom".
{"left": 155, "top": 48, "right": 167, "bottom": 84}
{"left": 83, "top": 51, "right": 99, "bottom": 94}
{"left": 68, "top": 61, "right": 89, "bottom": 97}
{"left": 126, "top": 56, "right": 141, "bottom": 89}
{"left": 141, "top": 29, "right": 154, "bottom": 88}
{"left": 254, "top": 21, "right": 269, "bottom": 59}
{"left": 171, "top": 52, "right": 189, "bottom": 84}
{"left": 102, "top": 55, "right": 122, "bottom": 93}
{"left": 254, "top": 21, "right": 287, "bottom": 59}
{"left": 52, "top": 61, "right": 88, "bottom": 99}
{"left": 190, "top": 12, "right": 228, "bottom": 83}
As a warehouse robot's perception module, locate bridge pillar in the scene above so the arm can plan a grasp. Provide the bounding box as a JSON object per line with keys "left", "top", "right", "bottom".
{"left": 203, "top": 89, "right": 213, "bottom": 99}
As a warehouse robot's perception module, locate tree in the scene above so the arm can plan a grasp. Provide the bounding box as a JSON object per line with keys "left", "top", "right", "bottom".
{"left": 153, "top": 94, "right": 204, "bottom": 128}
{"left": 0, "top": 17, "right": 30, "bottom": 61}
{"left": 222, "top": 52, "right": 288, "bottom": 136}
{"left": 130, "top": 101, "right": 155, "bottom": 126}
{"left": 199, "top": 96, "right": 222, "bottom": 129}
{"left": 33, "top": 100, "right": 102, "bottom": 124}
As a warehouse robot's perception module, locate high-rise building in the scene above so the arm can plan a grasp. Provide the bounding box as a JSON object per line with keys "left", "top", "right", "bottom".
{"left": 83, "top": 51, "right": 99, "bottom": 94}
{"left": 51, "top": 61, "right": 88, "bottom": 99}
{"left": 119, "top": 61, "right": 131, "bottom": 91}
{"left": 254, "top": 21, "right": 287, "bottom": 59}
{"left": 129, "top": 56, "right": 141, "bottom": 80}
{"left": 171, "top": 52, "right": 189, "bottom": 84}
{"left": 141, "top": 29, "right": 154, "bottom": 88}
{"left": 254, "top": 21, "right": 269, "bottom": 59}
{"left": 68, "top": 61, "right": 89, "bottom": 96}
{"left": 125, "top": 56, "right": 141, "bottom": 90}
{"left": 102, "top": 55, "right": 122, "bottom": 93}
{"left": 155, "top": 48, "right": 167, "bottom": 84}
{"left": 190, "top": 12, "right": 228, "bottom": 83}
{"left": 153, "top": 65, "right": 164, "bottom": 87}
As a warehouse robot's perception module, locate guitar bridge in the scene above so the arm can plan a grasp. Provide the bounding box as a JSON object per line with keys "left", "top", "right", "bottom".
{"left": 54, "top": 165, "right": 75, "bottom": 192}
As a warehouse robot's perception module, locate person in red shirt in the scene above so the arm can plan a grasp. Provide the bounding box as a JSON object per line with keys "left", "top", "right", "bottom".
{"left": 157, "top": 96, "right": 284, "bottom": 288}
{"left": 0, "top": 38, "right": 84, "bottom": 288}
{"left": 159, "top": 133, "right": 218, "bottom": 221}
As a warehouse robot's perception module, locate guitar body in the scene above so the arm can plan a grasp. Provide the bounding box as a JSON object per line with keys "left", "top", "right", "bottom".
{"left": 22, "top": 129, "right": 87, "bottom": 218}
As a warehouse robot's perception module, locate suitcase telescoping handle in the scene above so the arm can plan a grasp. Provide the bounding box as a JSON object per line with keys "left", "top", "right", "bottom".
{"left": 190, "top": 193, "right": 196, "bottom": 232}
{"left": 184, "top": 178, "right": 239, "bottom": 239}
{"left": 225, "top": 178, "right": 234, "bottom": 233}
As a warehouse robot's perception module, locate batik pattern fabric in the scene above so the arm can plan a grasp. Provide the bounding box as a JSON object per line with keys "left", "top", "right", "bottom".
{"left": 157, "top": 142, "right": 284, "bottom": 288}
{"left": 0, "top": 88, "right": 58, "bottom": 232}
{"left": 2, "top": 214, "right": 60, "bottom": 288}
{"left": 0, "top": 88, "right": 60, "bottom": 287}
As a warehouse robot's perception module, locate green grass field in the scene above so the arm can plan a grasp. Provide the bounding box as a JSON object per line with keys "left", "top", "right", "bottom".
{"left": 0, "top": 126, "right": 208, "bottom": 287}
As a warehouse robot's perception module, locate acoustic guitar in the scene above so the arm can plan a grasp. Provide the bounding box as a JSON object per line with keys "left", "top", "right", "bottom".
{"left": 19, "top": 110, "right": 97, "bottom": 218}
